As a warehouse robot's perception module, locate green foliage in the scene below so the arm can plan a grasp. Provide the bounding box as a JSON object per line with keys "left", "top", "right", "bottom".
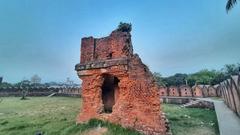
{"left": 0, "top": 82, "right": 13, "bottom": 88}
{"left": 221, "top": 63, "right": 240, "bottom": 77}
{"left": 154, "top": 73, "right": 188, "bottom": 87}
{"left": 153, "top": 72, "right": 166, "bottom": 86}
{"left": 163, "top": 73, "right": 188, "bottom": 87}
{"left": 14, "top": 80, "right": 31, "bottom": 88}
{"left": 154, "top": 63, "right": 240, "bottom": 87}
{"left": 187, "top": 69, "right": 219, "bottom": 86}
{"left": 116, "top": 22, "right": 132, "bottom": 33}
{"left": 77, "top": 119, "right": 141, "bottom": 135}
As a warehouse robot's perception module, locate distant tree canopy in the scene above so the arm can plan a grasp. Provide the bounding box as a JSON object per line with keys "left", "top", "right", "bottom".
{"left": 153, "top": 63, "right": 240, "bottom": 87}
{"left": 187, "top": 69, "right": 220, "bottom": 86}
{"left": 163, "top": 73, "right": 188, "bottom": 87}
{"left": 153, "top": 72, "right": 166, "bottom": 86}
{"left": 116, "top": 22, "right": 132, "bottom": 33}
{"left": 14, "top": 80, "right": 31, "bottom": 88}
{"left": 0, "top": 82, "right": 13, "bottom": 88}
{"left": 0, "top": 79, "right": 39, "bottom": 88}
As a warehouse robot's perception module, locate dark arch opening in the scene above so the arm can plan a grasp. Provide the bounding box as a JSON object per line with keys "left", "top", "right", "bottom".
{"left": 101, "top": 74, "right": 119, "bottom": 113}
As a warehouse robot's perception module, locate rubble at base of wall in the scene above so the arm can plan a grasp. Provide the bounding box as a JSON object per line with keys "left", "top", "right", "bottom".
{"left": 185, "top": 100, "right": 215, "bottom": 110}
{"left": 55, "top": 93, "right": 81, "bottom": 97}
{"left": 161, "top": 97, "right": 194, "bottom": 104}
{"left": 161, "top": 97, "right": 215, "bottom": 110}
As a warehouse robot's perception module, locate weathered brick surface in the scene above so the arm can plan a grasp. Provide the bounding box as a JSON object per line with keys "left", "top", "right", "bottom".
{"left": 208, "top": 86, "right": 217, "bottom": 97}
{"left": 214, "top": 84, "right": 222, "bottom": 97}
{"left": 179, "top": 85, "right": 192, "bottom": 97}
{"left": 80, "top": 31, "right": 133, "bottom": 64}
{"left": 192, "top": 85, "right": 204, "bottom": 97}
{"left": 219, "top": 75, "right": 240, "bottom": 117}
{"left": 159, "top": 86, "right": 168, "bottom": 96}
{"left": 202, "top": 85, "right": 209, "bottom": 97}
{"left": 75, "top": 29, "right": 167, "bottom": 135}
{"left": 168, "top": 86, "right": 179, "bottom": 97}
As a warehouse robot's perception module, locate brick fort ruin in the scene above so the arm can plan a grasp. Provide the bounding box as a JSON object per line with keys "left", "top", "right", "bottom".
{"left": 75, "top": 24, "right": 167, "bottom": 135}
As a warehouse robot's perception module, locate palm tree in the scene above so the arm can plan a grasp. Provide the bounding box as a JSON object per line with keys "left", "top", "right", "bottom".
{"left": 226, "top": 0, "right": 237, "bottom": 12}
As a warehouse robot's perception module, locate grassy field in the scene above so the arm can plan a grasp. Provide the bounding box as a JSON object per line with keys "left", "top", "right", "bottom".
{"left": 162, "top": 104, "right": 219, "bottom": 135}
{"left": 0, "top": 97, "right": 219, "bottom": 135}
{"left": 0, "top": 97, "right": 140, "bottom": 135}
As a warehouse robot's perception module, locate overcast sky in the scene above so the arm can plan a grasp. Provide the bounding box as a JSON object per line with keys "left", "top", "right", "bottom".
{"left": 0, "top": 0, "right": 240, "bottom": 83}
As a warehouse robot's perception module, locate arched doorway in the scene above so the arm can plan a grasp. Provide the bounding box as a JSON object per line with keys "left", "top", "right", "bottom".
{"left": 101, "top": 74, "right": 119, "bottom": 113}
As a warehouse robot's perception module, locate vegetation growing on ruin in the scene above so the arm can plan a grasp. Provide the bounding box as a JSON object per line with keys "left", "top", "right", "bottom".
{"left": 116, "top": 22, "right": 132, "bottom": 33}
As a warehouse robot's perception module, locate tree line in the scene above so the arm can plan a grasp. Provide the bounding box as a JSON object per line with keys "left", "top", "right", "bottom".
{"left": 153, "top": 63, "right": 240, "bottom": 87}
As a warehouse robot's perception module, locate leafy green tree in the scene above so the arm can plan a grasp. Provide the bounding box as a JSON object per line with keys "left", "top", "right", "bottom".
{"left": 163, "top": 73, "right": 188, "bottom": 87}
{"left": 221, "top": 64, "right": 240, "bottom": 77}
{"left": 153, "top": 72, "right": 166, "bottom": 86}
{"left": 211, "top": 71, "right": 226, "bottom": 85}
{"left": 0, "top": 82, "right": 13, "bottom": 88}
{"left": 0, "top": 77, "right": 2, "bottom": 84}
{"left": 19, "top": 80, "right": 31, "bottom": 100}
{"left": 154, "top": 63, "right": 239, "bottom": 87}
{"left": 187, "top": 69, "right": 219, "bottom": 86}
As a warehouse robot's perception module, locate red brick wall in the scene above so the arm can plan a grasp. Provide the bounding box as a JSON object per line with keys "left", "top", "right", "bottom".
{"left": 208, "top": 86, "right": 217, "bottom": 97}
{"left": 159, "top": 87, "right": 168, "bottom": 96}
{"left": 80, "top": 37, "right": 94, "bottom": 64}
{"left": 168, "top": 86, "right": 179, "bottom": 97}
{"left": 192, "top": 86, "right": 203, "bottom": 97}
{"left": 76, "top": 30, "right": 167, "bottom": 135}
{"left": 180, "top": 86, "right": 192, "bottom": 97}
{"left": 80, "top": 31, "right": 133, "bottom": 64}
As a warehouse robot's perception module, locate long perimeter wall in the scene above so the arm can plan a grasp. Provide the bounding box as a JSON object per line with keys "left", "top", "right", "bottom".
{"left": 219, "top": 74, "right": 240, "bottom": 117}
{"left": 0, "top": 87, "right": 81, "bottom": 97}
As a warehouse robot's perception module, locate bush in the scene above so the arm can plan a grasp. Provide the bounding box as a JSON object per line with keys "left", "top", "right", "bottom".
{"left": 116, "top": 22, "right": 132, "bottom": 32}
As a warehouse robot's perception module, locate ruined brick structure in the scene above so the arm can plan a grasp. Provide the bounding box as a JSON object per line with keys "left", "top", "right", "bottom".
{"left": 208, "top": 86, "right": 217, "bottom": 97}
{"left": 202, "top": 85, "right": 209, "bottom": 97}
{"left": 192, "top": 85, "right": 204, "bottom": 97}
{"left": 159, "top": 86, "right": 168, "bottom": 96}
{"left": 168, "top": 86, "right": 179, "bottom": 97}
{"left": 219, "top": 75, "right": 240, "bottom": 117}
{"left": 75, "top": 28, "right": 167, "bottom": 135}
{"left": 214, "top": 84, "right": 222, "bottom": 97}
{"left": 179, "top": 85, "right": 192, "bottom": 97}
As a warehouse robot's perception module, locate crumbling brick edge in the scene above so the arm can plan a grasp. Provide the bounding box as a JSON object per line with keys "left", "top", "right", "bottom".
{"left": 162, "top": 112, "right": 173, "bottom": 135}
